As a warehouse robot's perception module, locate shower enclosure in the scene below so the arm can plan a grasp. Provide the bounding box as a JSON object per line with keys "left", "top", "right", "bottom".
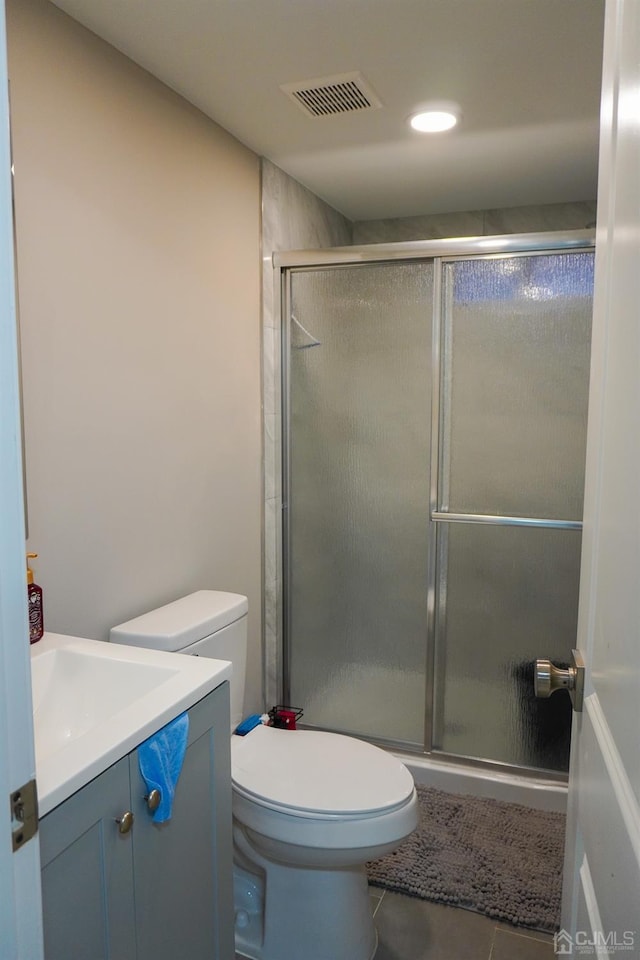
{"left": 278, "top": 232, "right": 594, "bottom": 778}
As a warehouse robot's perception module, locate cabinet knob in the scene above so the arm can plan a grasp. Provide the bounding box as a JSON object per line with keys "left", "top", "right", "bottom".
{"left": 144, "top": 789, "right": 161, "bottom": 813}
{"left": 115, "top": 811, "right": 134, "bottom": 834}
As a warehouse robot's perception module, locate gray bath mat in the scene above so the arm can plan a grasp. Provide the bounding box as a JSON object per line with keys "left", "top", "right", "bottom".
{"left": 367, "top": 785, "right": 565, "bottom": 933}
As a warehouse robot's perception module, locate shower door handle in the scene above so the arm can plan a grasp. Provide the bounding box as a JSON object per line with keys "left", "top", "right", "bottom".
{"left": 533, "top": 649, "right": 585, "bottom": 712}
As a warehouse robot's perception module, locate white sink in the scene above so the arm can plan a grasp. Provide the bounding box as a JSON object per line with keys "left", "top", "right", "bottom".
{"left": 32, "top": 647, "right": 180, "bottom": 757}
{"left": 31, "top": 632, "right": 232, "bottom": 817}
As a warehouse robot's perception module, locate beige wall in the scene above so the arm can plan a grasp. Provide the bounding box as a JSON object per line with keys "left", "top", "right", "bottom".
{"left": 7, "top": 0, "right": 263, "bottom": 712}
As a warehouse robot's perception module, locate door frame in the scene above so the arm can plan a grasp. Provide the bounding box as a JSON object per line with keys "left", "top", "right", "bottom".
{"left": 0, "top": 0, "right": 44, "bottom": 953}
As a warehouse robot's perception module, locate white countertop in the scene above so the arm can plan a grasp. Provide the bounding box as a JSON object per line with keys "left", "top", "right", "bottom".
{"left": 32, "top": 631, "right": 232, "bottom": 817}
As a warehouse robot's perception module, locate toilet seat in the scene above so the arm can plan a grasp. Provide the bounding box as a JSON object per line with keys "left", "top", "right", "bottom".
{"left": 231, "top": 724, "right": 419, "bottom": 853}
{"left": 231, "top": 723, "right": 415, "bottom": 819}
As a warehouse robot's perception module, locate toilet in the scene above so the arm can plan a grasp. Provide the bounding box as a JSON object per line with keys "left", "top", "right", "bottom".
{"left": 110, "top": 590, "right": 419, "bottom": 960}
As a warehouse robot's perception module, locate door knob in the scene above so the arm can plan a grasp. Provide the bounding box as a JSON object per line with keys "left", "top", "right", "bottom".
{"left": 534, "top": 660, "right": 574, "bottom": 697}
{"left": 534, "top": 649, "right": 584, "bottom": 712}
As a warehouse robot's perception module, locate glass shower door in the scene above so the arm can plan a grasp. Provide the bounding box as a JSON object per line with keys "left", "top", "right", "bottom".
{"left": 284, "top": 262, "right": 434, "bottom": 748}
{"left": 433, "top": 251, "right": 594, "bottom": 771}
{"left": 282, "top": 243, "right": 594, "bottom": 775}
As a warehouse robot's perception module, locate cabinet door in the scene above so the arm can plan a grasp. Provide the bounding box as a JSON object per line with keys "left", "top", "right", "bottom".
{"left": 39, "top": 757, "right": 136, "bottom": 960}
{"left": 131, "top": 685, "right": 234, "bottom": 960}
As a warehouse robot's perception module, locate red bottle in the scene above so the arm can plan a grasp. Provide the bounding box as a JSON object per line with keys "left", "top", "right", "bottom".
{"left": 27, "top": 552, "right": 44, "bottom": 644}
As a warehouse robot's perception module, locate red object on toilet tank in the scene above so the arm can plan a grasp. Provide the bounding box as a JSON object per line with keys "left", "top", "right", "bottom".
{"left": 268, "top": 706, "right": 304, "bottom": 730}
{"left": 278, "top": 710, "right": 298, "bottom": 730}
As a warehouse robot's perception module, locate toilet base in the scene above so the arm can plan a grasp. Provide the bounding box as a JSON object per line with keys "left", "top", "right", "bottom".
{"left": 233, "top": 822, "right": 378, "bottom": 960}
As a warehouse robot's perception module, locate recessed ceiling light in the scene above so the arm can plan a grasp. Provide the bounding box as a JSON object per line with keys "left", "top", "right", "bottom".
{"left": 409, "top": 101, "right": 461, "bottom": 133}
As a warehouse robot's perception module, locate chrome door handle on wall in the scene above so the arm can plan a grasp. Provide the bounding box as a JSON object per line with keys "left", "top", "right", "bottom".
{"left": 534, "top": 649, "right": 585, "bottom": 712}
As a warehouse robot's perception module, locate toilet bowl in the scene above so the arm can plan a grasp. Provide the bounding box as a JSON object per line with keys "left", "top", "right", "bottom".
{"left": 232, "top": 723, "right": 418, "bottom": 960}
{"left": 110, "top": 591, "right": 419, "bottom": 960}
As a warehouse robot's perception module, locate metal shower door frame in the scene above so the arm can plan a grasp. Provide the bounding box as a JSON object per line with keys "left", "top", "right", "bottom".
{"left": 276, "top": 230, "right": 594, "bottom": 780}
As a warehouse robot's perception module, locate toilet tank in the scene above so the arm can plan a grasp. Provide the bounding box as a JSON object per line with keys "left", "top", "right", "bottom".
{"left": 110, "top": 591, "right": 248, "bottom": 730}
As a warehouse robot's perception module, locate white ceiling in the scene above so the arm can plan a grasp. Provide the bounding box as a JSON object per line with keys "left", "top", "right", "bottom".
{"left": 49, "top": 0, "right": 605, "bottom": 222}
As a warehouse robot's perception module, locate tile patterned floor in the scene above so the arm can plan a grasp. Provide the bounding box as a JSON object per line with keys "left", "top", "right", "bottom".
{"left": 371, "top": 888, "right": 556, "bottom": 960}
{"left": 235, "top": 888, "right": 557, "bottom": 959}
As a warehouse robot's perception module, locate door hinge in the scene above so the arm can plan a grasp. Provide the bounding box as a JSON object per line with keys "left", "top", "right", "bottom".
{"left": 10, "top": 778, "right": 38, "bottom": 851}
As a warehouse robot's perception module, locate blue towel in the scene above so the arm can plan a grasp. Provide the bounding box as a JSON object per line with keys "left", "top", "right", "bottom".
{"left": 138, "top": 712, "right": 189, "bottom": 823}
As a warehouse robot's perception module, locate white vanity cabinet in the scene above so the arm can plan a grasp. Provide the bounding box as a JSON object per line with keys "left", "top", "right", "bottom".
{"left": 38, "top": 684, "right": 234, "bottom": 960}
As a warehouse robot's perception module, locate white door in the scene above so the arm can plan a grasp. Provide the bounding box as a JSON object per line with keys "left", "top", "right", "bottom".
{"left": 561, "top": 0, "right": 640, "bottom": 953}
{"left": 0, "top": 0, "right": 44, "bottom": 954}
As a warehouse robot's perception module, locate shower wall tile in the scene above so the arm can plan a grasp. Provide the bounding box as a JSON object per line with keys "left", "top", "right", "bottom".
{"left": 262, "top": 159, "right": 352, "bottom": 257}
{"left": 354, "top": 210, "right": 484, "bottom": 244}
{"left": 264, "top": 496, "right": 278, "bottom": 587}
{"left": 483, "top": 201, "right": 597, "bottom": 235}
{"left": 261, "top": 158, "right": 353, "bottom": 708}
{"left": 263, "top": 492, "right": 280, "bottom": 707}
{"left": 352, "top": 200, "right": 596, "bottom": 244}
{"left": 264, "top": 414, "right": 281, "bottom": 500}
{"left": 262, "top": 326, "right": 277, "bottom": 417}
{"left": 264, "top": 574, "right": 277, "bottom": 650}
{"left": 264, "top": 576, "right": 280, "bottom": 707}
{"left": 262, "top": 254, "right": 275, "bottom": 330}
{"left": 264, "top": 616, "right": 279, "bottom": 708}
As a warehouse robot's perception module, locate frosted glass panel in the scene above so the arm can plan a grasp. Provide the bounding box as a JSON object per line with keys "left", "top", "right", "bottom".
{"left": 441, "top": 253, "right": 593, "bottom": 519}
{"left": 284, "top": 246, "right": 592, "bottom": 772}
{"left": 433, "top": 523, "right": 581, "bottom": 771}
{"left": 287, "top": 262, "right": 433, "bottom": 746}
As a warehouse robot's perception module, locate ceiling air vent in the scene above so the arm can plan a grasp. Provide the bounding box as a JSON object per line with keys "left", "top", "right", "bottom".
{"left": 280, "top": 72, "right": 382, "bottom": 118}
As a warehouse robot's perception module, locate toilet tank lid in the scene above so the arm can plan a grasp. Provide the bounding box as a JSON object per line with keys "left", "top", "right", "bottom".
{"left": 109, "top": 591, "right": 248, "bottom": 652}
